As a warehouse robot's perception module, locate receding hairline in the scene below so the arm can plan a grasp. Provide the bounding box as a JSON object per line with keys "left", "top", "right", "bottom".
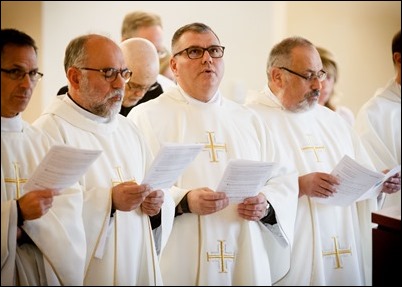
{"left": 121, "top": 11, "right": 162, "bottom": 40}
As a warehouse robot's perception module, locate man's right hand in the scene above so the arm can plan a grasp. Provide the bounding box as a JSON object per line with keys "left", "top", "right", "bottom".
{"left": 18, "top": 189, "right": 60, "bottom": 221}
{"left": 112, "top": 182, "right": 151, "bottom": 211}
{"left": 298, "top": 172, "right": 339, "bottom": 198}
{"left": 187, "top": 187, "right": 229, "bottom": 215}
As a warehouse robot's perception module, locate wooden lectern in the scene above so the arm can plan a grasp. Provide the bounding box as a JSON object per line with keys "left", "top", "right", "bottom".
{"left": 372, "top": 205, "right": 401, "bottom": 285}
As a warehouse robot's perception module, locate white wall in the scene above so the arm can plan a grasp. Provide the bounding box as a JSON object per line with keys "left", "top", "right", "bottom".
{"left": 41, "top": 1, "right": 284, "bottom": 108}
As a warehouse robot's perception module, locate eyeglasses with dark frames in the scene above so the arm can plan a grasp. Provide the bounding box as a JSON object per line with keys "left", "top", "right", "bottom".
{"left": 279, "top": 67, "right": 327, "bottom": 82}
{"left": 126, "top": 81, "right": 159, "bottom": 93}
{"left": 78, "top": 67, "right": 132, "bottom": 83}
{"left": 173, "top": 45, "right": 225, "bottom": 59}
{"left": 1, "top": 68, "right": 43, "bottom": 82}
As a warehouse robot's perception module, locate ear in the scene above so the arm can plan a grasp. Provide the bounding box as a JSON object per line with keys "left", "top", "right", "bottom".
{"left": 270, "top": 67, "right": 284, "bottom": 88}
{"left": 170, "top": 57, "right": 179, "bottom": 77}
{"left": 67, "top": 67, "right": 81, "bottom": 89}
{"left": 393, "top": 52, "right": 401, "bottom": 66}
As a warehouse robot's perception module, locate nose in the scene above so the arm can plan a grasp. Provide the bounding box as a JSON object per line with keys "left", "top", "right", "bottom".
{"left": 113, "top": 73, "right": 127, "bottom": 88}
{"left": 311, "top": 77, "right": 322, "bottom": 90}
{"left": 19, "top": 73, "right": 35, "bottom": 88}
{"left": 202, "top": 49, "right": 213, "bottom": 63}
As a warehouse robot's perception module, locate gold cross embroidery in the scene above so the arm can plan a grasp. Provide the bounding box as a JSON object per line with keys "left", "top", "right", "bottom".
{"left": 4, "top": 162, "right": 27, "bottom": 199}
{"left": 203, "top": 131, "right": 227, "bottom": 163}
{"left": 206, "top": 240, "right": 235, "bottom": 273}
{"left": 322, "top": 236, "right": 352, "bottom": 269}
{"left": 301, "top": 135, "right": 325, "bottom": 162}
{"left": 111, "top": 166, "right": 136, "bottom": 186}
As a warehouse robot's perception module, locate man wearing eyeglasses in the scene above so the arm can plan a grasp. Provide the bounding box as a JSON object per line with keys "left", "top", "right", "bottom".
{"left": 119, "top": 37, "right": 160, "bottom": 117}
{"left": 127, "top": 22, "right": 298, "bottom": 286}
{"left": 121, "top": 11, "right": 176, "bottom": 106}
{"left": 33, "top": 33, "right": 174, "bottom": 285}
{"left": 1, "top": 28, "right": 86, "bottom": 285}
{"left": 244, "top": 36, "right": 400, "bottom": 286}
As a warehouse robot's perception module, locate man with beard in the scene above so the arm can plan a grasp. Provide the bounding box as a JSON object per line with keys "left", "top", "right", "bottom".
{"left": 33, "top": 33, "right": 174, "bottom": 285}
{"left": 244, "top": 36, "right": 400, "bottom": 286}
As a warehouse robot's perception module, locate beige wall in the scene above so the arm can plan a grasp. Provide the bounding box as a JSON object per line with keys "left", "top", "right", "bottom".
{"left": 1, "top": 1, "right": 43, "bottom": 123}
{"left": 1, "top": 1, "right": 401, "bottom": 122}
{"left": 286, "top": 1, "right": 401, "bottom": 115}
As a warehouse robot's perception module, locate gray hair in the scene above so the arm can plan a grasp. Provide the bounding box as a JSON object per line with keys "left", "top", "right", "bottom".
{"left": 63, "top": 34, "right": 93, "bottom": 73}
{"left": 266, "top": 36, "right": 314, "bottom": 80}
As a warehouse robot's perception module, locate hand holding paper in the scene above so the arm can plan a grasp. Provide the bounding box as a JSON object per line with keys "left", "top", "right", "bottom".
{"left": 216, "top": 159, "right": 276, "bottom": 203}
{"left": 315, "top": 155, "right": 401, "bottom": 206}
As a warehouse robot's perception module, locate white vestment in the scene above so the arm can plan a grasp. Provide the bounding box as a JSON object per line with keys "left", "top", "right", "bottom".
{"left": 245, "top": 86, "right": 380, "bottom": 286}
{"left": 157, "top": 74, "right": 176, "bottom": 92}
{"left": 1, "top": 115, "right": 86, "bottom": 286}
{"left": 33, "top": 95, "right": 174, "bottom": 286}
{"left": 127, "top": 85, "right": 298, "bottom": 286}
{"left": 355, "top": 78, "right": 401, "bottom": 209}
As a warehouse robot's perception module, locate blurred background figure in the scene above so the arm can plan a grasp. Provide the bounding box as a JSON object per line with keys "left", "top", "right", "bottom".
{"left": 121, "top": 10, "right": 176, "bottom": 106}
{"left": 317, "top": 46, "right": 355, "bottom": 125}
{"left": 159, "top": 48, "right": 175, "bottom": 82}
{"left": 354, "top": 30, "right": 401, "bottom": 209}
{"left": 119, "top": 37, "right": 160, "bottom": 116}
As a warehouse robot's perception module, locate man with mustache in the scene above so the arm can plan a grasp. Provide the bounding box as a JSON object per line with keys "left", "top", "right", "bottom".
{"left": 33, "top": 33, "right": 174, "bottom": 285}
{"left": 244, "top": 36, "right": 400, "bottom": 285}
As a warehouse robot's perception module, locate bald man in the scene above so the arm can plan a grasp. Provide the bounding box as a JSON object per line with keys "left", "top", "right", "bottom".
{"left": 119, "top": 38, "right": 160, "bottom": 116}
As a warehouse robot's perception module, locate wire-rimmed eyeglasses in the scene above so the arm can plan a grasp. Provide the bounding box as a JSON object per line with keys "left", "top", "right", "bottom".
{"left": 78, "top": 67, "right": 132, "bottom": 83}
{"left": 173, "top": 45, "right": 225, "bottom": 59}
{"left": 1, "top": 68, "right": 43, "bottom": 82}
{"left": 126, "top": 81, "right": 159, "bottom": 93}
{"left": 279, "top": 67, "right": 327, "bottom": 82}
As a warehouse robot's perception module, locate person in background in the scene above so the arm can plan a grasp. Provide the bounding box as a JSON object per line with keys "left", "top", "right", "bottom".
{"left": 317, "top": 46, "right": 355, "bottom": 125}
{"left": 33, "top": 33, "right": 174, "bottom": 285}
{"left": 119, "top": 38, "right": 160, "bottom": 116}
{"left": 121, "top": 10, "right": 176, "bottom": 105}
{"left": 127, "top": 22, "right": 299, "bottom": 286}
{"left": 1, "top": 28, "right": 86, "bottom": 286}
{"left": 56, "top": 11, "right": 176, "bottom": 99}
{"left": 355, "top": 30, "right": 401, "bottom": 209}
{"left": 159, "top": 48, "right": 175, "bottom": 82}
{"left": 244, "top": 36, "right": 400, "bottom": 286}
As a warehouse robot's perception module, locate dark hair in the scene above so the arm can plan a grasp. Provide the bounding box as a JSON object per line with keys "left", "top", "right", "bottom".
{"left": 171, "top": 22, "right": 220, "bottom": 53}
{"left": 0, "top": 28, "right": 38, "bottom": 56}
{"left": 392, "top": 30, "right": 400, "bottom": 55}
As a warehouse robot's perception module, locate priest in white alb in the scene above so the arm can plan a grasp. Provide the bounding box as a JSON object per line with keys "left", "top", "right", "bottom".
{"left": 1, "top": 28, "right": 86, "bottom": 286}
{"left": 355, "top": 30, "right": 401, "bottom": 210}
{"left": 245, "top": 36, "right": 400, "bottom": 286}
{"left": 33, "top": 34, "right": 175, "bottom": 285}
{"left": 127, "top": 22, "right": 299, "bottom": 286}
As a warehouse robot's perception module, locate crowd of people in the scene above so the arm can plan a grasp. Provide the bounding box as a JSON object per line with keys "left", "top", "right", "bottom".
{"left": 1, "top": 9, "right": 400, "bottom": 286}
